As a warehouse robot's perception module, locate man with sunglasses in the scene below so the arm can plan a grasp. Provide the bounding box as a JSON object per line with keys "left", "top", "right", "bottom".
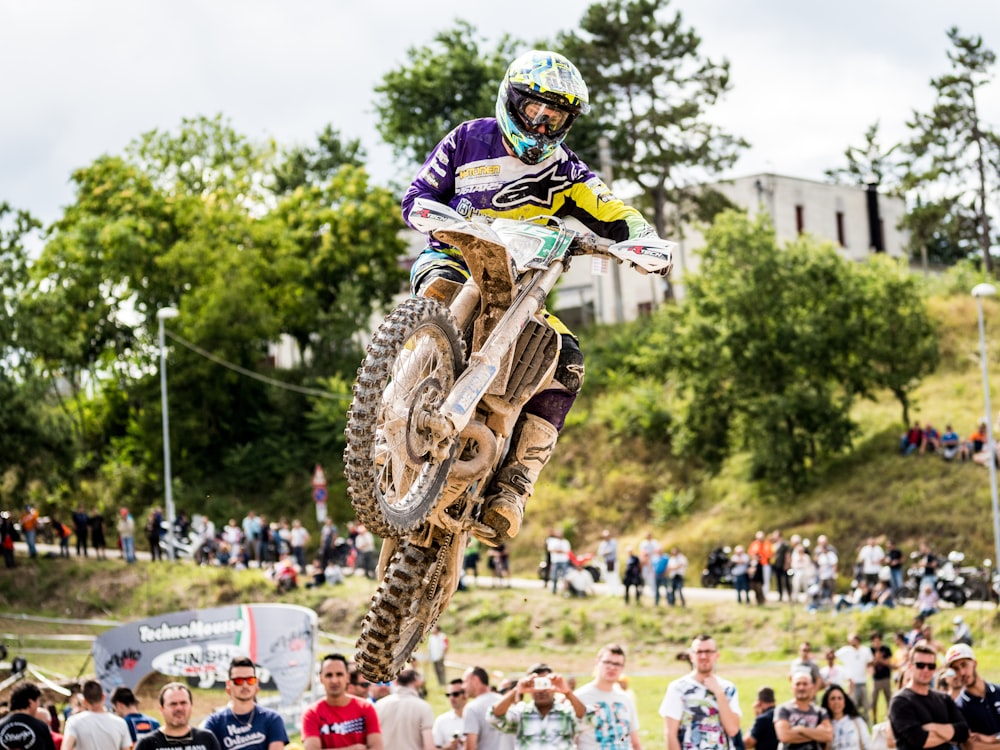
{"left": 433, "top": 680, "right": 468, "bottom": 750}
{"left": 888, "top": 643, "right": 968, "bottom": 750}
{"left": 347, "top": 666, "right": 373, "bottom": 702}
{"left": 403, "top": 50, "right": 662, "bottom": 550}
{"left": 204, "top": 657, "right": 288, "bottom": 750}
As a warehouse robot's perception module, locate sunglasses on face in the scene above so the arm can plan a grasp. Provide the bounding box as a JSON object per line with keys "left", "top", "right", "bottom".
{"left": 230, "top": 676, "right": 258, "bottom": 685}
{"left": 355, "top": 682, "right": 371, "bottom": 689}
{"left": 446, "top": 691, "right": 465, "bottom": 698}
{"left": 912, "top": 662, "right": 936, "bottom": 671}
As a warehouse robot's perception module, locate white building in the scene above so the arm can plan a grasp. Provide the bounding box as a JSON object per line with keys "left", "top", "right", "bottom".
{"left": 554, "top": 172, "right": 909, "bottom": 320}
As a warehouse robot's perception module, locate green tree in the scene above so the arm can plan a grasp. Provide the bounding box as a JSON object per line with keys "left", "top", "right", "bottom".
{"left": 627, "top": 211, "right": 937, "bottom": 492}
{"left": 272, "top": 125, "right": 365, "bottom": 194}
{"left": 851, "top": 255, "right": 939, "bottom": 426}
{"left": 559, "top": 0, "right": 748, "bottom": 238}
{"left": 904, "top": 27, "right": 999, "bottom": 272}
{"left": 0, "top": 203, "right": 73, "bottom": 494}
{"left": 25, "top": 116, "right": 404, "bottom": 499}
{"left": 374, "top": 21, "right": 521, "bottom": 166}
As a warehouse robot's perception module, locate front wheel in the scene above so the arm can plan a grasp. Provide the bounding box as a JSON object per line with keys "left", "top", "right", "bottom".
{"left": 344, "top": 298, "right": 467, "bottom": 537}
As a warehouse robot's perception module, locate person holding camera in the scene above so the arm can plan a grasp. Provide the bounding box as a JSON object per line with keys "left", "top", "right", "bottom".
{"left": 489, "top": 663, "right": 586, "bottom": 749}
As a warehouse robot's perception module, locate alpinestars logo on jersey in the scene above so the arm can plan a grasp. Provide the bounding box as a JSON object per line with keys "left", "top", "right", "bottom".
{"left": 493, "top": 162, "right": 570, "bottom": 210}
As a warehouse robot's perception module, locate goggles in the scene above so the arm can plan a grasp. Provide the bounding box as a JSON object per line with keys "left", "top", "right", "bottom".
{"left": 512, "top": 91, "right": 576, "bottom": 136}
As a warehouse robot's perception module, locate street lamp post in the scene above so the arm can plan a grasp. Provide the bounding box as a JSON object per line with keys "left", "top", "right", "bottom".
{"left": 973, "top": 283, "right": 1000, "bottom": 582}
{"left": 157, "top": 306, "right": 179, "bottom": 561}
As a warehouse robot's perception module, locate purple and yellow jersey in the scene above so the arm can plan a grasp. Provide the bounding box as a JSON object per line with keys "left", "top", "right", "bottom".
{"left": 402, "top": 118, "right": 655, "bottom": 255}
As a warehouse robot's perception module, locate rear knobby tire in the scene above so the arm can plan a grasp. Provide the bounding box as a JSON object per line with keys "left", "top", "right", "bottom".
{"left": 344, "top": 298, "right": 467, "bottom": 537}
{"left": 355, "top": 539, "right": 445, "bottom": 682}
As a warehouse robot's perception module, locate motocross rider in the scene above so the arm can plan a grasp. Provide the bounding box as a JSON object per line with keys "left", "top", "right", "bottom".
{"left": 402, "top": 50, "right": 659, "bottom": 546}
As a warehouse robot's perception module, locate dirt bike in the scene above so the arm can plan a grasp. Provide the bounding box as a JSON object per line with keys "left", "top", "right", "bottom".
{"left": 344, "top": 199, "right": 674, "bottom": 681}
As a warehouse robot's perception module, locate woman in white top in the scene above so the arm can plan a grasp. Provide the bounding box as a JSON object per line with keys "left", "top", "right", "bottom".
{"left": 822, "top": 684, "right": 871, "bottom": 750}
{"left": 790, "top": 543, "right": 816, "bottom": 602}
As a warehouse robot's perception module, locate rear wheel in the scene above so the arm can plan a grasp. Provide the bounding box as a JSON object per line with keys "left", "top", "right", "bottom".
{"left": 345, "top": 298, "right": 467, "bottom": 537}
{"left": 355, "top": 538, "right": 451, "bottom": 682}
{"left": 940, "top": 583, "right": 967, "bottom": 608}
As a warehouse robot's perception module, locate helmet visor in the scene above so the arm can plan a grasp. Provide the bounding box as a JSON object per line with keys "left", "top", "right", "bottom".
{"left": 515, "top": 94, "right": 575, "bottom": 136}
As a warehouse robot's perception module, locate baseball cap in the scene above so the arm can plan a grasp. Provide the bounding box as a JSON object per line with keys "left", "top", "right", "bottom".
{"left": 527, "top": 663, "right": 552, "bottom": 675}
{"left": 945, "top": 643, "right": 975, "bottom": 665}
{"left": 953, "top": 616, "right": 964, "bottom": 624}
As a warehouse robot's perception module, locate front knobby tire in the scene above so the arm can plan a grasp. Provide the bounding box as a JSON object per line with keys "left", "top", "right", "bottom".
{"left": 344, "top": 298, "right": 467, "bottom": 538}
{"left": 355, "top": 539, "right": 444, "bottom": 682}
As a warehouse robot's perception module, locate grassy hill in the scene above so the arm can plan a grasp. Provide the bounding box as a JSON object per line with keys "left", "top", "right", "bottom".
{"left": 519, "top": 291, "right": 1000, "bottom": 575}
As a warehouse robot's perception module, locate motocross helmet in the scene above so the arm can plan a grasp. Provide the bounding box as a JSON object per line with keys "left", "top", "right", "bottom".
{"left": 496, "top": 50, "right": 590, "bottom": 165}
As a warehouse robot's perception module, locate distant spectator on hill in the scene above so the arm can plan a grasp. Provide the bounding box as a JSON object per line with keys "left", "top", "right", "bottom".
{"left": 900, "top": 422, "right": 923, "bottom": 455}
{"left": 915, "top": 584, "right": 940, "bottom": 619}
{"left": 667, "top": 546, "right": 688, "bottom": 607}
{"left": 117, "top": 508, "right": 136, "bottom": 564}
{"left": 355, "top": 524, "right": 376, "bottom": 579}
{"left": 1, "top": 512, "right": 19, "bottom": 568}
{"left": 290, "top": 519, "right": 310, "bottom": 570}
{"left": 145, "top": 509, "right": 162, "bottom": 562}
{"left": 952, "top": 616, "right": 973, "bottom": 646}
{"left": 622, "top": 549, "right": 643, "bottom": 605}
{"left": 940, "top": 425, "right": 961, "bottom": 460}
{"left": 72, "top": 506, "right": 90, "bottom": 558}
{"left": 597, "top": 529, "right": 619, "bottom": 594}
{"left": 920, "top": 424, "right": 941, "bottom": 454}
{"left": 748, "top": 530, "right": 774, "bottom": 594}
{"left": 319, "top": 517, "right": 337, "bottom": 569}
{"left": 858, "top": 537, "right": 886, "bottom": 587}
{"left": 89, "top": 508, "right": 107, "bottom": 561}
{"left": 959, "top": 422, "right": 988, "bottom": 462}
{"left": 52, "top": 515, "right": 71, "bottom": 558}
{"left": 19, "top": 504, "right": 39, "bottom": 559}
{"left": 731, "top": 545, "right": 751, "bottom": 605}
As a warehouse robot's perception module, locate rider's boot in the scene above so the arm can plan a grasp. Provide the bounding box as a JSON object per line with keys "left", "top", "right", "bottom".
{"left": 480, "top": 413, "right": 558, "bottom": 546}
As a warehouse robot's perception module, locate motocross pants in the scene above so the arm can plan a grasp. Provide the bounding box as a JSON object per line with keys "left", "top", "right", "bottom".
{"left": 410, "top": 249, "right": 583, "bottom": 430}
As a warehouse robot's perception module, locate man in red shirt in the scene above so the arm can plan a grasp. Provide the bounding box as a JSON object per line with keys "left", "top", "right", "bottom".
{"left": 302, "top": 654, "right": 382, "bottom": 750}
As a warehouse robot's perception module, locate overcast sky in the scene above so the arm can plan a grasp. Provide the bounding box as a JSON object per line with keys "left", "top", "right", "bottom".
{"left": 2, "top": 1, "right": 997, "bottom": 228}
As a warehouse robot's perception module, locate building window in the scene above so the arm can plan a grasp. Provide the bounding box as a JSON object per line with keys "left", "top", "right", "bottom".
{"left": 795, "top": 205, "right": 805, "bottom": 235}
{"left": 637, "top": 301, "right": 653, "bottom": 317}
{"left": 836, "top": 211, "right": 846, "bottom": 247}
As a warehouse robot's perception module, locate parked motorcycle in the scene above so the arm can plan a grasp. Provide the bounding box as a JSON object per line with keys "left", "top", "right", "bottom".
{"left": 701, "top": 546, "right": 734, "bottom": 588}
{"left": 896, "top": 550, "right": 968, "bottom": 608}
{"left": 538, "top": 550, "right": 602, "bottom": 584}
{"left": 345, "top": 200, "right": 674, "bottom": 680}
